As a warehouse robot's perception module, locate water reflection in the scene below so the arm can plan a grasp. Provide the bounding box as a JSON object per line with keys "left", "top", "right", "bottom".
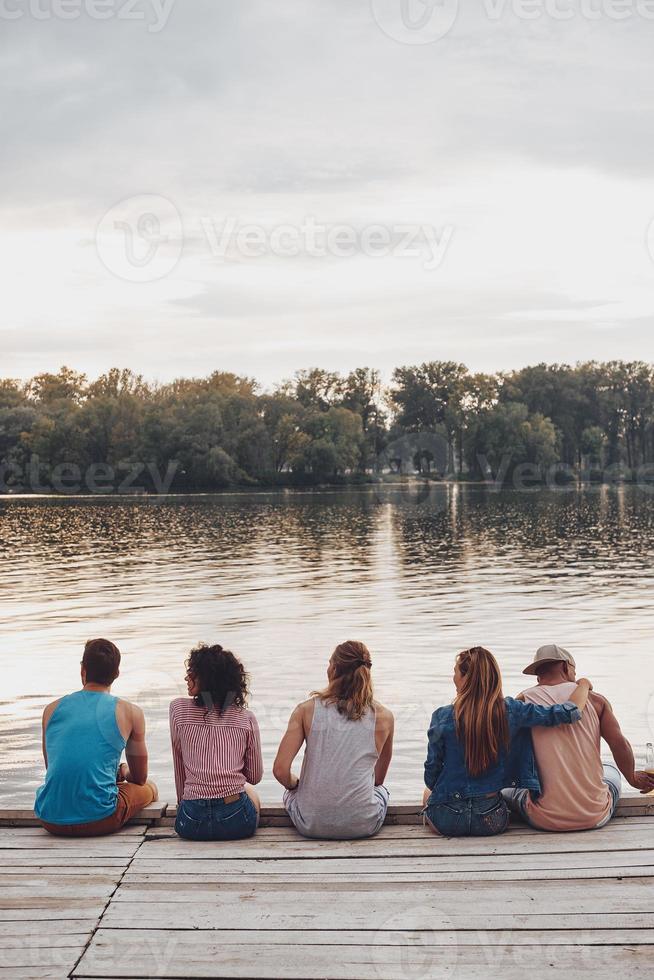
{"left": 1, "top": 486, "right": 653, "bottom": 805}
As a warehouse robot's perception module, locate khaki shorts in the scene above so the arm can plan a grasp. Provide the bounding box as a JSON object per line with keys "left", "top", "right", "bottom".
{"left": 40, "top": 781, "right": 155, "bottom": 837}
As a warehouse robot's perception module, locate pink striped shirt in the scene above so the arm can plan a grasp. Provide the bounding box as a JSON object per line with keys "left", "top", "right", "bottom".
{"left": 169, "top": 698, "right": 263, "bottom": 802}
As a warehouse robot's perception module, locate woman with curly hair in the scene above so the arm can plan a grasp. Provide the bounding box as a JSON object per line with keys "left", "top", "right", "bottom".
{"left": 169, "top": 643, "right": 263, "bottom": 840}
{"left": 273, "top": 640, "right": 394, "bottom": 839}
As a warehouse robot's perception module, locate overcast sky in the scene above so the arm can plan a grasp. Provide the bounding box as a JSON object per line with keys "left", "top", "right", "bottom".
{"left": 2, "top": 0, "right": 654, "bottom": 388}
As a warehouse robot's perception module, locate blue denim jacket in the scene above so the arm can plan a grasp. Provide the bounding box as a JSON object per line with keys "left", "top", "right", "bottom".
{"left": 424, "top": 697, "right": 581, "bottom": 804}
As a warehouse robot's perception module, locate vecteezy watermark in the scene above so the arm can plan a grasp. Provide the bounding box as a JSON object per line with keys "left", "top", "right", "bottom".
{"left": 95, "top": 200, "right": 454, "bottom": 281}
{"left": 371, "top": 904, "right": 458, "bottom": 979}
{"left": 370, "top": 431, "right": 654, "bottom": 510}
{"left": 481, "top": 456, "right": 654, "bottom": 491}
{"left": 484, "top": 0, "right": 654, "bottom": 21}
{"left": 0, "top": 456, "right": 180, "bottom": 494}
{"left": 96, "top": 194, "right": 183, "bottom": 283}
{"left": 0, "top": 0, "right": 176, "bottom": 31}
{"left": 72, "top": 932, "right": 179, "bottom": 976}
{"left": 201, "top": 216, "right": 454, "bottom": 272}
{"left": 370, "top": 0, "right": 654, "bottom": 44}
{"left": 371, "top": 0, "right": 460, "bottom": 44}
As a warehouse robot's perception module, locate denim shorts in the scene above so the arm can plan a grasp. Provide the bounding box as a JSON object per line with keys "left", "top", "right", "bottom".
{"left": 175, "top": 793, "right": 258, "bottom": 841}
{"left": 425, "top": 792, "right": 510, "bottom": 837}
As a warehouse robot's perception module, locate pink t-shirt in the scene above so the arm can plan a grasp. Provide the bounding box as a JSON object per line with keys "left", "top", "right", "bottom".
{"left": 522, "top": 682, "right": 613, "bottom": 831}
{"left": 169, "top": 699, "right": 263, "bottom": 803}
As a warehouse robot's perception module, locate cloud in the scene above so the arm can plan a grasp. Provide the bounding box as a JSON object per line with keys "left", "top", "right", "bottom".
{"left": 2, "top": 2, "right": 654, "bottom": 384}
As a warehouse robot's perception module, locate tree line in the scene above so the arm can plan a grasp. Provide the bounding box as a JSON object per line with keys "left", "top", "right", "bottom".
{"left": 1, "top": 361, "right": 653, "bottom": 492}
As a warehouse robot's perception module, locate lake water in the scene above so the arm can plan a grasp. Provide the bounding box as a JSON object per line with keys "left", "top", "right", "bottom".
{"left": 1, "top": 485, "right": 653, "bottom": 806}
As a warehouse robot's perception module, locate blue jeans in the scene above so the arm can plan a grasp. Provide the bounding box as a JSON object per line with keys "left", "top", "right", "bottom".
{"left": 175, "top": 793, "right": 258, "bottom": 841}
{"left": 425, "top": 792, "right": 509, "bottom": 837}
{"left": 502, "top": 763, "right": 622, "bottom": 829}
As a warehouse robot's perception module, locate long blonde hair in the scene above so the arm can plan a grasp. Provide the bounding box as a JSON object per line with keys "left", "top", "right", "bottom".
{"left": 313, "top": 640, "right": 374, "bottom": 721}
{"left": 454, "top": 647, "right": 510, "bottom": 777}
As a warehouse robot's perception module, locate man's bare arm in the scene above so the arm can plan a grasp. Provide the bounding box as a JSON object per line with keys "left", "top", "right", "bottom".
{"left": 273, "top": 703, "right": 306, "bottom": 790}
{"left": 374, "top": 708, "right": 394, "bottom": 786}
{"left": 41, "top": 700, "right": 61, "bottom": 768}
{"left": 591, "top": 692, "right": 654, "bottom": 794}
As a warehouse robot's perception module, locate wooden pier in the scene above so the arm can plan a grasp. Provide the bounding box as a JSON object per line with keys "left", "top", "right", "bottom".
{"left": 1, "top": 796, "right": 653, "bottom": 979}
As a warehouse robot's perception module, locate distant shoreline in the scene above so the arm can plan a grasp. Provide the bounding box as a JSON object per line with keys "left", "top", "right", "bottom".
{"left": 0, "top": 476, "right": 643, "bottom": 500}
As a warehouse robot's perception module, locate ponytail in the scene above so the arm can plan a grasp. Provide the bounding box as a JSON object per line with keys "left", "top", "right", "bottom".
{"left": 313, "top": 640, "right": 374, "bottom": 721}
{"left": 454, "top": 647, "right": 509, "bottom": 777}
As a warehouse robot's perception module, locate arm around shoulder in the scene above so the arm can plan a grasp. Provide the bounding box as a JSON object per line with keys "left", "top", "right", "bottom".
{"left": 509, "top": 688, "right": 586, "bottom": 728}
{"left": 568, "top": 678, "right": 592, "bottom": 712}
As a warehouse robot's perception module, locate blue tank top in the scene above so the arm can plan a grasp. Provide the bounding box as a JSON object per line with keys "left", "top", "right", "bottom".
{"left": 35, "top": 690, "right": 127, "bottom": 825}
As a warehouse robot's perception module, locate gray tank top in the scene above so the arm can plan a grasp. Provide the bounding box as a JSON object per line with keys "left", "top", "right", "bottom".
{"left": 284, "top": 697, "right": 387, "bottom": 839}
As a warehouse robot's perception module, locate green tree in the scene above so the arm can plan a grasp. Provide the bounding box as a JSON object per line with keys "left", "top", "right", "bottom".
{"left": 293, "top": 407, "right": 363, "bottom": 481}
{"left": 391, "top": 362, "right": 469, "bottom": 473}
{"left": 290, "top": 368, "right": 342, "bottom": 412}
{"left": 469, "top": 402, "right": 558, "bottom": 481}
{"left": 260, "top": 395, "right": 309, "bottom": 473}
{"left": 500, "top": 363, "right": 590, "bottom": 467}
{"left": 26, "top": 367, "right": 87, "bottom": 406}
{"left": 581, "top": 425, "right": 608, "bottom": 467}
{"left": 339, "top": 368, "right": 387, "bottom": 472}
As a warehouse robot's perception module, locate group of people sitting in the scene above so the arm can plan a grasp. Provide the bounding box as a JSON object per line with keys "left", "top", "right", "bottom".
{"left": 34, "top": 637, "right": 654, "bottom": 840}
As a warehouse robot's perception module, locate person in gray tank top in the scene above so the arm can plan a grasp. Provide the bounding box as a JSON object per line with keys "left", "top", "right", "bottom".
{"left": 273, "top": 640, "right": 394, "bottom": 839}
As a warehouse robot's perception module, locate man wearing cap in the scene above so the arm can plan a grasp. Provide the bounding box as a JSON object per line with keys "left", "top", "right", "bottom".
{"left": 502, "top": 644, "right": 654, "bottom": 832}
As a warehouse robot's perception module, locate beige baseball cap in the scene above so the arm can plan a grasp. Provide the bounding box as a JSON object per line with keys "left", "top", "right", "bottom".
{"left": 522, "top": 643, "right": 576, "bottom": 676}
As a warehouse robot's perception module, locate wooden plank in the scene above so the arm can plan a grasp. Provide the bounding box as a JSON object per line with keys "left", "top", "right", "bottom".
{"left": 0, "top": 909, "right": 104, "bottom": 922}
{"left": 0, "top": 797, "right": 648, "bottom": 827}
{"left": 0, "top": 949, "right": 86, "bottom": 971}
{"left": 1, "top": 858, "right": 129, "bottom": 869}
{"left": 139, "top": 798, "right": 654, "bottom": 818}
{"left": 128, "top": 848, "right": 654, "bottom": 875}
{"left": 136, "top": 831, "right": 654, "bottom": 859}
{"left": 0, "top": 839, "right": 141, "bottom": 852}
{"left": 1, "top": 875, "right": 121, "bottom": 904}
{"left": 146, "top": 817, "right": 654, "bottom": 842}
{"left": 73, "top": 940, "right": 654, "bottom": 979}
{"left": 103, "top": 881, "right": 654, "bottom": 931}
{"left": 0, "top": 802, "right": 166, "bottom": 826}
{"left": 145, "top": 822, "right": 654, "bottom": 843}
{"left": 0, "top": 938, "right": 90, "bottom": 955}
{"left": 0, "top": 827, "right": 143, "bottom": 838}
{"left": 0, "top": 920, "right": 96, "bottom": 938}
{"left": 72, "top": 927, "right": 654, "bottom": 948}
{"left": 110, "top": 875, "right": 654, "bottom": 902}
{"left": 617, "top": 797, "right": 654, "bottom": 815}
{"left": 123, "top": 866, "right": 654, "bottom": 883}
{"left": 3, "top": 867, "right": 132, "bottom": 877}
{"left": 0, "top": 968, "right": 74, "bottom": 978}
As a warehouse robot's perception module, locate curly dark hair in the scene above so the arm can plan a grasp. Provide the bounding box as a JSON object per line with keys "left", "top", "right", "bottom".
{"left": 186, "top": 643, "right": 249, "bottom": 714}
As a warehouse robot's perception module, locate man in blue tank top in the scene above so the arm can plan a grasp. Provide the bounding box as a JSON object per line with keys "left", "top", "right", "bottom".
{"left": 35, "top": 638, "right": 158, "bottom": 836}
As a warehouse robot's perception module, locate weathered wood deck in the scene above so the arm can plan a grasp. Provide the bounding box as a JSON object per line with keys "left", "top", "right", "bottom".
{"left": 1, "top": 797, "right": 653, "bottom": 979}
